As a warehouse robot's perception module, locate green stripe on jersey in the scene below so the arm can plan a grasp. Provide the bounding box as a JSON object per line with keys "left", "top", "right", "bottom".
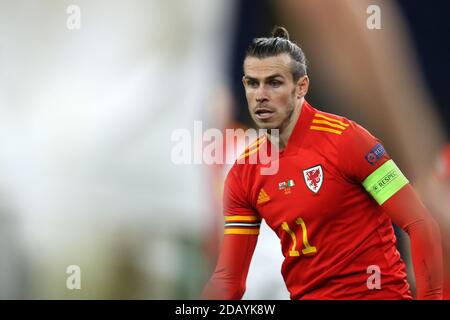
{"left": 362, "top": 159, "right": 409, "bottom": 205}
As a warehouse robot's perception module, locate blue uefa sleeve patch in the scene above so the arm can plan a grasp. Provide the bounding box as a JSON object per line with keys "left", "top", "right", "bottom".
{"left": 365, "top": 143, "right": 386, "bottom": 165}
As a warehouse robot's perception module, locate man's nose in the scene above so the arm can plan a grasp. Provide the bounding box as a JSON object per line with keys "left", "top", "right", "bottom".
{"left": 255, "top": 87, "right": 269, "bottom": 103}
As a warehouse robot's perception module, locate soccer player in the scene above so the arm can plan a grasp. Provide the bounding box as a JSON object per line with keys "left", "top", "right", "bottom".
{"left": 202, "top": 27, "right": 443, "bottom": 299}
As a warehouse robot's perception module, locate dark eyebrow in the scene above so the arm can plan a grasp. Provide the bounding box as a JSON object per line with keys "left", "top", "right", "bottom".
{"left": 243, "top": 74, "right": 285, "bottom": 82}
{"left": 265, "top": 74, "right": 284, "bottom": 81}
{"left": 243, "top": 75, "right": 258, "bottom": 82}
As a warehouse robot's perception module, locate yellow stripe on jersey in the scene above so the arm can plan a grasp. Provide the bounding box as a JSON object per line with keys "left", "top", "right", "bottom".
{"left": 238, "top": 146, "right": 260, "bottom": 160}
{"left": 238, "top": 136, "right": 267, "bottom": 160}
{"left": 246, "top": 135, "right": 266, "bottom": 151}
{"left": 224, "top": 215, "right": 260, "bottom": 222}
{"left": 224, "top": 215, "right": 261, "bottom": 235}
{"left": 310, "top": 126, "right": 343, "bottom": 135}
{"left": 314, "top": 113, "right": 349, "bottom": 127}
{"left": 224, "top": 228, "right": 260, "bottom": 235}
{"left": 310, "top": 113, "right": 349, "bottom": 135}
{"left": 312, "top": 119, "right": 347, "bottom": 130}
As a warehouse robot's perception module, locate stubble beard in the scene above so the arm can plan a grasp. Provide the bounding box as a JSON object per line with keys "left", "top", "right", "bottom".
{"left": 266, "top": 96, "right": 296, "bottom": 136}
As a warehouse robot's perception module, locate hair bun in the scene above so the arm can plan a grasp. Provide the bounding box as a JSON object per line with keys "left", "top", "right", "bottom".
{"left": 271, "top": 26, "right": 290, "bottom": 40}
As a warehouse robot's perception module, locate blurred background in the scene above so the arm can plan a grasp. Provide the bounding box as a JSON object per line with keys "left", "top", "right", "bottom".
{"left": 0, "top": 0, "right": 448, "bottom": 299}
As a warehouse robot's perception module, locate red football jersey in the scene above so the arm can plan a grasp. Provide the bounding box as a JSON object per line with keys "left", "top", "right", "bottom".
{"left": 224, "top": 100, "right": 412, "bottom": 299}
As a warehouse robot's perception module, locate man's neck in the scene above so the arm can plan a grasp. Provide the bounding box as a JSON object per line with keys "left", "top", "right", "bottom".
{"left": 270, "top": 98, "right": 304, "bottom": 150}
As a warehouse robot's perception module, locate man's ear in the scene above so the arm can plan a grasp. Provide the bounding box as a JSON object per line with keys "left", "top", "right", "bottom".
{"left": 297, "top": 75, "right": 309, "bottom": 99}
{"left": 242, "top": 75, "right": 246, "bottom": 87}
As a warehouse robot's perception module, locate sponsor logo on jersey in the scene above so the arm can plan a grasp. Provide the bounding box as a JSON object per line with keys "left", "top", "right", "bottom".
{"left": 365, "top": 143, "right": 386, "bottom": 165}
{"left": 303, "top": 165, "right": 323, "bottom": 194}
{"left": 257, "top": 188, "right": 271, "bottom": 204}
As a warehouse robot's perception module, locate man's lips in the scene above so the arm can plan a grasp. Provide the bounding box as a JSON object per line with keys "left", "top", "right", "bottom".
{"left": 254, "top": 107, "right": 275, "bottom": 120}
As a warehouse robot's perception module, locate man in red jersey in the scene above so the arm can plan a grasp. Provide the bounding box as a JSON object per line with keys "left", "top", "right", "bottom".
{"left": 202, "top": 27, "right": 443, "bottom": 299}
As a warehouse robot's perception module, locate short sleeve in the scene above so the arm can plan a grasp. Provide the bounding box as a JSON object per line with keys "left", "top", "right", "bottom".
{"left": 339, "top": 122, "right": 409, "bottom": 205}
{"left": 223, "top": 166, "right": 261, "bottom": 235}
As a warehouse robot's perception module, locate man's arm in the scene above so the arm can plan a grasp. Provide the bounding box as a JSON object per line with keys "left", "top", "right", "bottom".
{"left": 202, "top": 233, "right": 258, "bottom": 299}
{"left": 203, "top": 165, "right": 260, "bottom": 300}
{"left": 338, "top": 121, "right": 443, "bottom": 299}
{"left": 382, "top": 184, "right": 443, "bottom": 299}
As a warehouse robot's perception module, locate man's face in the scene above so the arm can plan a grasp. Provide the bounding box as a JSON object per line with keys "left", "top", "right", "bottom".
{"left": 243, "top": 53, "right": 303, "bottom": 130}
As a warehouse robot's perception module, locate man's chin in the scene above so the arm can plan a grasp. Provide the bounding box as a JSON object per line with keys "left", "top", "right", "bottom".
{"left": 254, "top": 121, "right": 279, "bottom": 130}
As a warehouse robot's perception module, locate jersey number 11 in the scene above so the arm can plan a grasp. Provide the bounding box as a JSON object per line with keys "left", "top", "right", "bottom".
{"left": 281, "top": 218, "right": 317, "bottom": 257}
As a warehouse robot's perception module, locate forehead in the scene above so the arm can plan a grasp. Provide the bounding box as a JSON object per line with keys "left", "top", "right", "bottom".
{"left": 243, "top": 53, "right": 293, "bottom": 79}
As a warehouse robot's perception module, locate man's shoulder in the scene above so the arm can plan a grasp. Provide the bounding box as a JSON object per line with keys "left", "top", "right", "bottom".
{"left": 232, "top": 135, "right": 269, "bottom": 166}
{"left": 226, "top": 134, "right": 270, "bottom": 182}
{"left": 307, "top": 105, "right": 372, "bottom": 143}
{"left": 308, "top": 105, "right": 353, "bottom": 137}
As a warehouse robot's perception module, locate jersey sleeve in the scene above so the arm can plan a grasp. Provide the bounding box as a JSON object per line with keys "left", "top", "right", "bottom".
{"left": 201, "top": 165, "right": 260, "bottom": 299}
{"left": 382, "top": 184, "right": 443, "bottom": 299}
{"left": 223, "top": 166, "right": 261, "bottom": 235}
{"left": 338, "top": 122, "right": 409, "bottom": 205}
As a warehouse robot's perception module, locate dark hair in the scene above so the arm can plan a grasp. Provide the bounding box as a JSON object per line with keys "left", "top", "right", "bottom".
{"left": 245, "top": 26, "right": 307, "bottom": 81}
